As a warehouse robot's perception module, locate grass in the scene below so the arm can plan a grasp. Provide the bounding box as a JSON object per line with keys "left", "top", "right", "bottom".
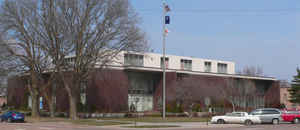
{"left": 25, "top": 116, "right": 211, "bottom": 126}
{"left": 123, "top": 125, "right": 180, "bottom": 128}
{"left": 101, "top": 117, "right": 211, "bottom": 123}
{"left": 25, "top": 117, "right": 131, "bottom": 126}
{"left": 68, "top": 119, "right": 130, "bottom": 126}
{"left": 26, "top": 117, "right": 70, "bottom": 123}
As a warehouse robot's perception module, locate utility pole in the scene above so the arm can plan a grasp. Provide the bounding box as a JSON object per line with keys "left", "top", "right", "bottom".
{"left": 162, "top": 2, "right": 170, "bottom": 119}
{"left": 162, "top": 5, "right": 166, "bottom": 119}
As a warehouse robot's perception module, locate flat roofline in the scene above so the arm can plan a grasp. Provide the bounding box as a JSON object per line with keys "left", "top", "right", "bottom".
{"left": 124, "top": 51, "right": 235, "bottom": 64}
{"left": 106, "top": 65, "right": 277, "bottom": 81}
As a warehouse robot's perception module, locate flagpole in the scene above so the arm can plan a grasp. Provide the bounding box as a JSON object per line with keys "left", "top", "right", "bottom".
{"left": 162, "top": 2, "right": 167, "bottom": 119}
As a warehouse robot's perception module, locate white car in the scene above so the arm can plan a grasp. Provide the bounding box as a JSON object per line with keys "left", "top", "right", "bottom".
{"left": 211, "top": 112, "right": 261, "bottom": 125}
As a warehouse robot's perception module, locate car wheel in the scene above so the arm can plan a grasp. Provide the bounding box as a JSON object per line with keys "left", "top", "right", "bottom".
{"left": 272, "top": 119, "right": 279, "bottom": 125}
{"left": 245, "top": 120, "right": 253, "bottom": 126}
{"left": 293, "top": 118, "right": 299, "bottom": 124}
{"left": 0, "top": 118, "right": 3, "bottom": 123}
{"left": 217, "top": 119, "right": 225, "bottom": 124}
{"left": 7, "top": 118, "right": 12, "bottom": 123}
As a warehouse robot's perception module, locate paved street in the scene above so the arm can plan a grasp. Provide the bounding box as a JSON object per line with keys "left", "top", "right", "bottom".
{"left": 0, "top": 122, "right": 300, "bottom": 130}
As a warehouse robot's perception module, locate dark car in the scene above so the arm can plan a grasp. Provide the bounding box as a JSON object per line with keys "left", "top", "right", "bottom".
{"left": 0, "top": 111, "right": 25, "bottom": 123}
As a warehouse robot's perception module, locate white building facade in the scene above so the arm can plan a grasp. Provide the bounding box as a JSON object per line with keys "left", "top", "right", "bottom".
{"left": 111, "top": 51, "right": 235, "bottom": 75}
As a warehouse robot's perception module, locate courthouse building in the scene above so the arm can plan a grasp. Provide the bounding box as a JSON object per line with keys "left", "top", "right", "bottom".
{"left": 7, "top": 51, "right": 280, "bottom": 113}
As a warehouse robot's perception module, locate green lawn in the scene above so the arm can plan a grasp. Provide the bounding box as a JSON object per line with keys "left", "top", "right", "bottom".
{"left": 68, "top": 119, "right": 130, "bottom": 126}
{"left": 101, "top": 117, "right": 211, "bottom": 123}
{"left": 25, "top": 116, "right": 210, "bottom": 126}
{"left": 26, "top": 117, "right": 131, "bottom": 126}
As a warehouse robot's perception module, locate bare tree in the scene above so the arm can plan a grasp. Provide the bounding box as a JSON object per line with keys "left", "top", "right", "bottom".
{"left": 0, "top": 0, "right": 147, "bottom": 120}
{"left": 223, "top": 78, "right": 257, "bottom": 112}
{"left": 37, "top": 0, "right": 147, "bottom": 119}
{"left": 0, "top": 37, "right": 8, "bottom": 96}
{"left": 236, "top": 79, "right": 257, "bottom": 111}
{"left": 0, "top": 0, "right": 54, "bottom": 118}
{"left": 0, "top": 70, "right": 7, "bottom": 97}
{"left": 170, "top": 76, "right": 220, "bottom": 114}
{"left": 173, "top": 79, "right": 193, "bottom": 111}
{"left": 223, "top": 78, "right": 238, "bottom": 112}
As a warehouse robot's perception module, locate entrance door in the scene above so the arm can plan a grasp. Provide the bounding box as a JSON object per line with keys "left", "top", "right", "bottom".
{"left": 128, "top": 94, "right": 153, "bottom": 112}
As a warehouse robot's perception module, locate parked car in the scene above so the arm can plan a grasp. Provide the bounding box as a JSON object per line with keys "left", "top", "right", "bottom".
{"left": 211, "top": 112, "right": 261, "bottom": 125}
{"left": 249, "top": 108, "right": 282, "bottom": 124}
{"left": 281, "top": 111, "right": 300, "bottom": 124}
{"left": 0, "top": 111, "right": 25, "bottom": 123}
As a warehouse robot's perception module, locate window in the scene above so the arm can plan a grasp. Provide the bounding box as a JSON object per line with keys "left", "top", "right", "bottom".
{"left": 249, "top": 110, "right": 261, "bottom": 115}
{"left": 204, "top": 62, "right": 211, "bottom": 72}
{"left": 262, "top": 110, "right": 280, "bottom": 115}
{"left": 124, "top": 53, "right": 144, "bottom": 66}
{"left": 226, "top": 113, "right": 244, "bottom": 117}
{"left": 217, "top": 63, "right": 227, "bottom": 73}
{"left": 180, "top": 59, "right": 192, "bottom": 71}
{"left": 160, "top": 57, "right": 169, "bottom": 69}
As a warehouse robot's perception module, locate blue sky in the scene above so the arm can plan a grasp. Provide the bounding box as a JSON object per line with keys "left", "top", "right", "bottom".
{"left": 130, "top": 0, "right": 300, "bottom": 81}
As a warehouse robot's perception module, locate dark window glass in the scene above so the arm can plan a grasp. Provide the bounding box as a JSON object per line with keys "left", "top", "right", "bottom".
{"left": 160, "top": 57, "right": 169, "bottom": 69}
{"left": 217, "top": 63, "right": 227, "bottom": 73}
{"left": 204, "top": 62, "right": 211, "bottom": 72}
{"left": 124, "top": 53, "right": 144, "bottom": 66}
{"left": 262, "top": 110, "right": 280, "bottom": 114}
{"left": 250, "top": 110, "right": 261, "bottom": 115}
{"left": 180, "top": 59, "right": 192, "bottom": 70}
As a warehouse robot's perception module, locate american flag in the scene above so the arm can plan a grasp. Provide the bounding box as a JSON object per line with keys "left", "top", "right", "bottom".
{"left": 164, "top": 28, "right": 170, "bottom": 36}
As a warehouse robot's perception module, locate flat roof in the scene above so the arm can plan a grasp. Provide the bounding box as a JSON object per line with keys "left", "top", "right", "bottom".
{"left": 108, "top": 65, "right": 277, "bottom": 81}
{"left": 124, "top": 51, "right": 235, "bottom": 64}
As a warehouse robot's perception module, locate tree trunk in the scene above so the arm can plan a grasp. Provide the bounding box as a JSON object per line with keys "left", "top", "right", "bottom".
{"left": 30, "top": 71, "right": 40, "bottom": 118}
{"left": 49, "top": 98, "right": 55, "bottom": 118}
{"left": 43, "top": 86, "right": 56, "bottom": 118}
{"left": 64, "top": 83, "right": 77, "bottom": 120}
{"left": 68, "top": 94, "right": 77, "bottom": 120}
{"left": 31, "top": 91, "right": 40, "bottom": 118}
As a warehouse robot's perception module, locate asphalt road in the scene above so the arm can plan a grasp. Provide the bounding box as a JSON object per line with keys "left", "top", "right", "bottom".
{"left": 0, "top": 122, "right": 300, "bottom": 130}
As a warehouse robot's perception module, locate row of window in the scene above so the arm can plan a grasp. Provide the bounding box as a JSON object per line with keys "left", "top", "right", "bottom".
{"left": 124, "top": 54, "right": 228, "bottom": 73}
